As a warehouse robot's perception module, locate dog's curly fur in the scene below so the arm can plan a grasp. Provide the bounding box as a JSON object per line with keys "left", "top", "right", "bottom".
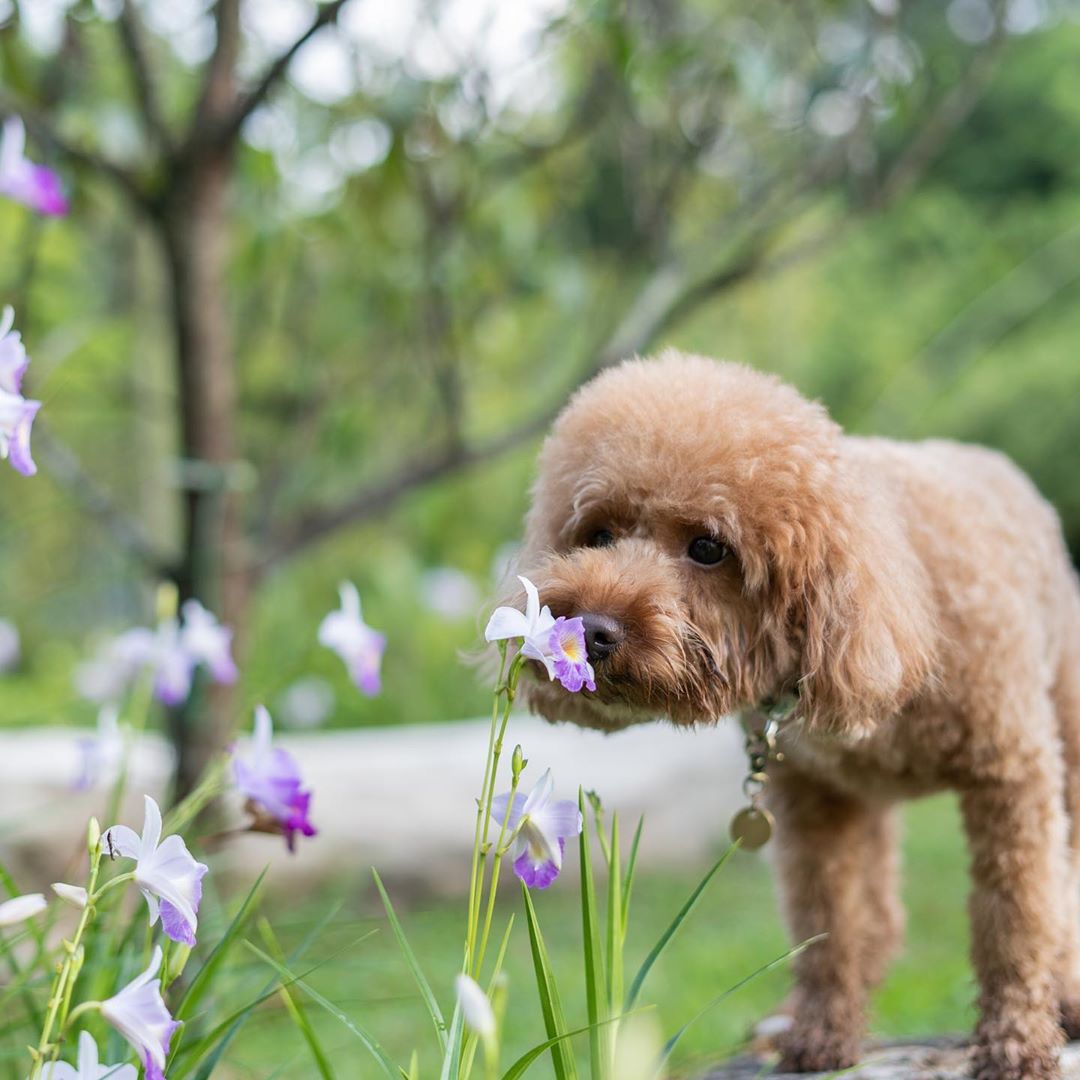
{"left": 512, "top": 350, "right": 1080, "bottom": 1080}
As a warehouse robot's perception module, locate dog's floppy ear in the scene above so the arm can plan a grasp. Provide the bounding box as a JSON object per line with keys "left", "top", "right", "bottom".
{"left": 791, "top": 484, "right": 938, "bottom": 738}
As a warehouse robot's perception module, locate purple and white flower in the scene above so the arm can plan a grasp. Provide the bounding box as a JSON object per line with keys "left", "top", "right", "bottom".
{"left": 0, "top": 892, "right": 47, "bottom": 927}
{"left": 100, "top": 946, "right": 178, "bottom": 1080}
{"left": 74, "top": 705, "right": 125, "bottom": 790}
{"left": 484, "top": 576, "right": 595, "bottom": 694}
{"left": 104, "top": 795, "right": 207, "bottom": 947}
{"left": 30, "top": 1031, "right": 138, "bottom": 1080}
{"left": 74, "top": 630, "right": 157, "bottom": 705}
{"left": 0, "top": 306, "right": 41, "bottom": 477}
{"left": 232, "top": 705, "right": 316, "bottom": 852}
{"left": 0, "top": 116, "right": 68, "bottom": 216}
{"left": 75, "top": 600, "right": 236, "bottom": 707}
{"left": 490, "top": 769, "right": 582, "bottom": 889}
{"left": 317, "top": 582, "right": 385, "bottom": 695}
{"left": 179, "top": 599, "right": 237, "bottom": 685}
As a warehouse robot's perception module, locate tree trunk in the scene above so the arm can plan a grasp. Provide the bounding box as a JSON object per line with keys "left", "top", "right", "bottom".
{"left": 158, "top": 149, "right": 249, "bottom": 795}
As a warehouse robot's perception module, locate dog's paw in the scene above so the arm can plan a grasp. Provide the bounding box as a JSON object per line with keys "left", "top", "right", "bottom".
{"left": 776, "top": 1024, "right": 861, "bottom": 1074}
{"left": 971, "top": 1016, "right": 1063, "bottom": 1080}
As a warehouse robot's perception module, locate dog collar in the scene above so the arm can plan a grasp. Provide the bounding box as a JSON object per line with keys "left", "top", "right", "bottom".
{"left": 730, "top": 693, "right": 799, "bottom": 851}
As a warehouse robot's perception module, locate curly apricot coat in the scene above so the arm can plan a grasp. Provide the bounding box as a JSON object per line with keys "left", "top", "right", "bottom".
{"left": 513, "top": 351, "right": 1080, "bottom": 1080}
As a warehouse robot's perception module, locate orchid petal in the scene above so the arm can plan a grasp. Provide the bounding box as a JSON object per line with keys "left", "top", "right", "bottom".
{"left": 0, "top": 892, "right": 46, "bottom": 926}
{"left": 140, "top": 795, "right": 162, "bottom": 858}
{"left": 522, "top": 769, "right": 554, "bottom": 816}
{"left": 483, "top": 606, "right": 530, "bottom": 643}
{"left": 103, "top": 825, "right": 141, "bottom": 861}
{"left": 490, "top": 791, "right": 527, "bottom": 833}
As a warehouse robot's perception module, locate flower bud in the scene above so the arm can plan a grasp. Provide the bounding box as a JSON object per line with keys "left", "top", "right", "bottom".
{"left": 511, "top": 745, "right": 526, "bottom": 782}
{"left": 155, "top": 580, "right": 179, "bottom": 622}
{"left": 52, "top": 882, "right": 88, "bottom": 910}
{"left": 166, "top": 943, "right": 192, "bottom": 986}
{"left": 87, "top": 817, "right": 101, "bottom": 857}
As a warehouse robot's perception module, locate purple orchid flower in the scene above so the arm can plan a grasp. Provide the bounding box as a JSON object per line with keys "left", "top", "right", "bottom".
{"left": 0, "top": 306, "right": 41, "bottom": 477}
{"left": 317, "top": 582, "right": 385, "bottom": 695}
{"left": 491, "top": 769, "right": 582, "bottom": 889}
{"left": 0, "top": 117, "right": 68, "bottom": 216}
{"left": 485, "top": 576, "right": 596, "bottom": 694}
{"left": 179, "top": 599, "right": 237, "bottom": 684}
{"left": 547, "top": 616, "right": 595, "bottom": 692}
{"left": 233, "top": 705, "right": 317, "bottom": 852}
{"left": 99, "top": 946, "right": 179, "bottom": 1080}
{"left": 104, "top": 795, "right": 208, "bottom": 947}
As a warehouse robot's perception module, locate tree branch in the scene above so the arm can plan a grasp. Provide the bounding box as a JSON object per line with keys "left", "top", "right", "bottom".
{"left": 210, "top": 0, "right": 353, "bottom": 147}
{"left": 116, "top": 0, "right": 172, "bottom": 150}
{"left": 262, "top": 249, "right": 761, "bottom": 566}
{"left": 34, "top": 425, "right": 177, "bottom": 579}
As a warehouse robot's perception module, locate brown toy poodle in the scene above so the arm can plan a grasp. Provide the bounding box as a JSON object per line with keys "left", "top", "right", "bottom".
{"left": 511, "top": 350, "right": 1080, "bottom": 1080}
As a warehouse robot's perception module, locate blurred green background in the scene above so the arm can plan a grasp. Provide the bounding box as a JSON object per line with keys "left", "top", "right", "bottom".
{"left": 1, "top": 0, "right": 1079, "bottom": 1075}
{"left": 2, "top": 0, "right": 1078, "bottom": 738}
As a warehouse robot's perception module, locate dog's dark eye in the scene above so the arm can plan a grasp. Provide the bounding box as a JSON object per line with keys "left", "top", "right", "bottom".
{"left": 688, "top": 537, "right": 728, "bottom": 565}
{"left": 586, "top": 529, "right": 615, "bottom": 549}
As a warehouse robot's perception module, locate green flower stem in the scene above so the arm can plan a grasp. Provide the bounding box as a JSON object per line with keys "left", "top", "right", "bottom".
{"left": 91, "top": 871, "right": 136, "bottom": 902}
{"left": 468, "top": 656, "right": 523, "bottom": 978}
{"left": 60, "top": 1000, "right": 101, "bottom": 1031}
{"left": 464, "top": 645, "right": 508, "bottom": 973}
{"left": 30, "top": 839, "right": 103, "bottom": 1078}
{"left": 473, "top": 768, "right": 521, "bottom": 978}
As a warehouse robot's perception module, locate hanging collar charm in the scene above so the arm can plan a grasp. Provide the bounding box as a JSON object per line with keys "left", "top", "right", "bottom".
{"left": 729, "top": 694, "right": 799, "bottom": 851}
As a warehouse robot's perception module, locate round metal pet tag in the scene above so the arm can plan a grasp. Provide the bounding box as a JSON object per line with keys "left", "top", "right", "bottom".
{"left": 730, "top": 805, "right": 774, "bottom": 850}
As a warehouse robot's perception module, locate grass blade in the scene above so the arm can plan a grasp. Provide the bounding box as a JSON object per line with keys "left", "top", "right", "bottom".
{"left": 522, "top": 884, "right": 579, "bottom": 1080}
{"left": 657, "top": 936, "right": 825, "bottom": 1070}
{"left": 176, "top": 867, "right": 267, "bottom": 1022}
{"left": 373, "top": 867, "right": 447, "bottom": 1051}
{"left": 246, "top": 941, "right": 400, "bottom": 1079}
{"left": 624, "top": 843, "right": 736, "bottom": 1013}
{"left": 605, "top": 813, "right": 623, "bottom": 1070}
{"left": 620, "top": 817, "right": 644, "bottom": 936}
{"left": 578, "top": 789, "right": 606, "bottom": 1080}
{"left": 439, "top": 999, "right": 464, "bottom": 1080}
{"left": 258, "top": 917, "right": 336, "bottom": 1080}
{"left": 500, "top": 1012, "right": 635, "bottom": 1080}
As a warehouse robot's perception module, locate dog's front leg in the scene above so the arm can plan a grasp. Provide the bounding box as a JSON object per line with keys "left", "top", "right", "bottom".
{"left": 960, "top": 766, "right": 1068, "bottom": 1080}
{"left": 767, "top": 768, "right": 883, "bottom": 1072}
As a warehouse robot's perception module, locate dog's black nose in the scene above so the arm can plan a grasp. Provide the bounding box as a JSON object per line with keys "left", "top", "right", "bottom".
{"left": 579, "top": 613, "right": 624, "bottom": 663}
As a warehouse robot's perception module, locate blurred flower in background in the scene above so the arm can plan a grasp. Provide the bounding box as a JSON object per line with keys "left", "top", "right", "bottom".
{"left": 74, "top": 602, "right": 237, "bottom": 707}
{"left": 277, "top": 676, "right": 335, "bottom": 729}
{"left": 419, "top": 566, "right": 480, "bottom": 620}
{"left": 0, "top": 305, "right": 41, "bottom": 477}
{"left": 0, "top": 617, "right": 20, "bottom": 673}
{"left": 74, "top": 705, "right": 126, "bottom": 790}
{"left": 318, "top": 582, "right": 385, "bottom": 695}
{"left": 0, "top": 116, "right": 68, "bottom": 216}
{"left": 232, "top": 705, "right": 317, "bottom": 852}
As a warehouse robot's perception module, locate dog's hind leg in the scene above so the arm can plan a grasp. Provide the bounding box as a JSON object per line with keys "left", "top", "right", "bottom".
{"left": 767, "top": 768, "right": 893, "bottom": 1072}
{"left": 1053, "top": 630, "right": 1080, "bottom": 1040}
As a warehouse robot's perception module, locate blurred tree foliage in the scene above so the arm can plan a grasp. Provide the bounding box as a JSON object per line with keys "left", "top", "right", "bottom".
{"left": 0, "top": 0, "right": 1078, "bottom": 754}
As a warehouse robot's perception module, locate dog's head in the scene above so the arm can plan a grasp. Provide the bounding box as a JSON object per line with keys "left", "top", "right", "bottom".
{"left": 510, "top": 350, "right": 936, "bottom": 736}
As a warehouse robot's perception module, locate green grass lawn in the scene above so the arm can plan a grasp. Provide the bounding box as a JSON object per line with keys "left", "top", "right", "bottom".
{"left": 215, "top": 793, "right": 974, "bottom": 1079}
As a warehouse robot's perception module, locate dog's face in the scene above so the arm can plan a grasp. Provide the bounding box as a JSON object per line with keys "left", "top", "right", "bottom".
{"left": 511, "top": 350, "right": 936, "bottom": 735}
